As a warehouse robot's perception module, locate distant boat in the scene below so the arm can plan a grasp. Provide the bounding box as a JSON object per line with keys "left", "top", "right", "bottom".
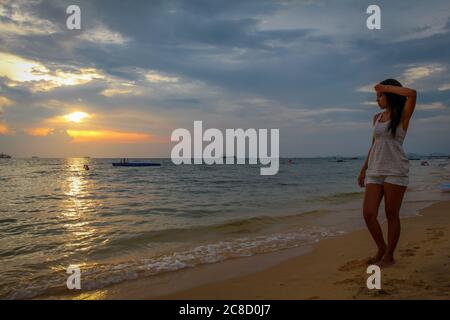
{"left": 31, "top": 156, "right": 39, "bottom": 159}
{"left": 112, "top": 159, "right": 161, "bottom": 167}
{"left": 0, "top": 153, "right": 11, "bottom": 159}
{"left": 112, "top": 162, "right": 161, "bottom": 167}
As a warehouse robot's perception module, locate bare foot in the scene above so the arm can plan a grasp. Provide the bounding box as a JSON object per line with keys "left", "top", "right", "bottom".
{"left": 366, "top": 247, "right": 386, "bottom": 265}
{"left": 375, "top": 258, "right": 395, "bottom": 268}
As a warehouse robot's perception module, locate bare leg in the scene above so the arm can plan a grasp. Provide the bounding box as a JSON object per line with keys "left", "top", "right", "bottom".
{"left": 363, "top": 183, "right": 386, "bottom": 264}
{"left": 377, "top": 182, "right": 407, "bottom": 267}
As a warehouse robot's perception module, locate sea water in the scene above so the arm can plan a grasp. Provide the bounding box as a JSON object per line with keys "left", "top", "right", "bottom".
{"left": 0, "top": 157, "right": 449, "bottom": 298}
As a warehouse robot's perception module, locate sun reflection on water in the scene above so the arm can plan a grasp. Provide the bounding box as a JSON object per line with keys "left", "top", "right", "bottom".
{"left": 62, "top": 158, "right": 98, "bottom": 253}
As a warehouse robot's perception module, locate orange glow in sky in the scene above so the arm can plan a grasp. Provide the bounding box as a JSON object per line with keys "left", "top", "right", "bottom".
{"left": 24, "top": 127, "right": 54, "bottom": 137}
{"left": 66, "top": 129, "right": 153, "bottom": 143}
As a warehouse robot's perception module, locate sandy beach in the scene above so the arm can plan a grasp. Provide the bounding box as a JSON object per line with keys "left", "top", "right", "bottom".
{"left": 79, "top": 199, "right": 449, "bottom": 300}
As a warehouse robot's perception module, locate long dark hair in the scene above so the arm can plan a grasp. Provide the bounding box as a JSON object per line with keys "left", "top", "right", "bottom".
{"left": 380, "top": 79, "right": 406, "bottom": 137}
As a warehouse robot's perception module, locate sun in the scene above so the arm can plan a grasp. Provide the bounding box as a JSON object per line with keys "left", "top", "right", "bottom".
{"left": 64, "top": 111, "right": 89, "bottom": 123}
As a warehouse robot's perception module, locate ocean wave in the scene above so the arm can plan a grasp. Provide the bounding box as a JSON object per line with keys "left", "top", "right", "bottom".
{"left": 92, "top": 210, "right": 327, "bottom": 253}
{"left": 0, "top": 218, "right": 17, "bottom": 224}
{"left": 312, "top": 191, "right": 363, "bottom": 204}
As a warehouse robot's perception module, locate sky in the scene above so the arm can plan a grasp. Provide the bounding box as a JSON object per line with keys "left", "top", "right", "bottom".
{"left": 0, "top": 0, "right": 449, "bottom": 158}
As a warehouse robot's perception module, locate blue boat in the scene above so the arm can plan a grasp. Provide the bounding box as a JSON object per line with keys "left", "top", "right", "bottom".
{"left": 112, "top": 162, "right": 161, "bottom": 167}
{"left": 112, "top": 159, "right": 161, "bottom": 167}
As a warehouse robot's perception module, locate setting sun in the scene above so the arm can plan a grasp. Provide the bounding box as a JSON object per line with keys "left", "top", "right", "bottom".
{"left": 64, "top": 111, "right": 89, "bottom": 123}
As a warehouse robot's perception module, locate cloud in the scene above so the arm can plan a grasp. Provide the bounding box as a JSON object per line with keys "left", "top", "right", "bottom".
{"left": 100, "top": 87, "right": 135, "bottom": 97}
{"left": 145, "top": 70, "right": 179, "bottom": 83}
{"left": 402, "top": 64, "right": 446, "bottom": 85}
{"left": 0, "top": 0, "right": 58, "bottom": 36}
{"left": 100, "top": 82, "right": 141, "bottom": 97}
{"left": 0, "top": 122, "right": 14, "bottom": 135}
{"left": 416, "top": 115, "right": 450, "bottom": 124}
{"left": 0, "top": 95, "right": 14, "bottom": 113}
{"left": 24, "top": 127, "right": 54, "bottom": 136}
{"left": 356, "top": 84, "right": 375, "bottom": 93}
{"left": 0, "top": 52, "right": 105, "bottom": 92}
{"left": 416, "top": 102, "right": 447, "bottom": 111}
{"left": 78, "top": 24, "right": 130, "bottom": 45}
{"left": 438, "top": 83, "right": 450, "bottom": 91}
{"left": 357, "top": 63, "right": 447, "bottom": 93}
{"left": 0, "top": 96, "right": 14, "bottom": 107}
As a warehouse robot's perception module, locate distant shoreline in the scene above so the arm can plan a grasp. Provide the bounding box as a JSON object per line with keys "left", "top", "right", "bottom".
{"left": 2, "top": 154, "right": 450, "bottom": 160}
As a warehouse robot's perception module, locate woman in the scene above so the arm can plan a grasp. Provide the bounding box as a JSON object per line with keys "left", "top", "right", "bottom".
{"left": 358, "top": 78, "right": 417, "bottom": 268}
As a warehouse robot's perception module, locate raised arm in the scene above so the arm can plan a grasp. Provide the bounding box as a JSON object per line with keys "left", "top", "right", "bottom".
{"left": 374, "top": 84, "right": 417, "bottom": 131}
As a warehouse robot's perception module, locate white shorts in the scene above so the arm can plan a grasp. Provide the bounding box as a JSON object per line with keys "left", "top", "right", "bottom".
{"left": 365, "top": 175, "right": 409, "bottom": 187}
